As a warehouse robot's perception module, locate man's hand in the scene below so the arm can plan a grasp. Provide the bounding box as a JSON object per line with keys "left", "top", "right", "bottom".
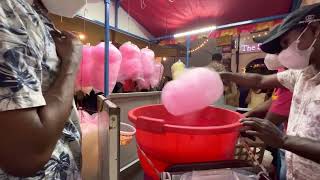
{"left": 240, "top": 117, "right": 286, "bottom": 148}
{"left": 52, "top": 31, "right": 82, "bottom": 73}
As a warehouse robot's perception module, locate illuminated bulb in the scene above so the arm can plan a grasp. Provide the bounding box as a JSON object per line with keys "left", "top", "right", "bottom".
{"left": 258, "top": 34, "right": 261, "bottom": 37}
{"left": 79, "top": 33, "right": 86, "bottom": 40}
{"left": 163, "top": 57, "right": 167, "bottom": 61}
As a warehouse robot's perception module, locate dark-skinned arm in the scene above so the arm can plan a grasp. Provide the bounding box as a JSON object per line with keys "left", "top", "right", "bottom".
{"left": 0, "top": 31, "right": 82, "bottom": 177}
{"left": 241, "top": 118, "right": 320, "bottom": 164}
{"left": 220, "top": 72, "right": 284, "bottom": 89}
{"left": 282, "top": 136, "right": 320, "bottom": 164}
{"left": 244, "top": 98, "right": 272, "bottom": 118}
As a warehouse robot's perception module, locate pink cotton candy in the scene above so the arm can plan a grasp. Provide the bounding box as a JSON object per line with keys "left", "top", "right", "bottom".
{"left": 75, "top": 45, "right": 94, "bottom": 93}
{"left": 137, "top": 79, "right": 150, "bottom": 90}
{"left": 91, "top": 42, "right": 122, "bottom": 93}
{"left": 118, "top": 42, "right": 142, "bottom": 81}
{"left": 150, "top": 62, "right": 164, "bottom": 88}
{"left": 161, "top": 68, "right": 223, "bottom": 116}
{"left": 140, "top": 48, "right": 155, "bottom": 79}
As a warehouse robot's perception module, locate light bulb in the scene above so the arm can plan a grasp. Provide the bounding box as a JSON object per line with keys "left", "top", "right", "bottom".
{"left": 79, "top": 33, "right": 86, "bottom": 40}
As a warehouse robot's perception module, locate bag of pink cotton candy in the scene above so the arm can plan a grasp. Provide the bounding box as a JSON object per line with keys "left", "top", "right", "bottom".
{"left": 161, "top": 67, "right": 224, "bottom": 116}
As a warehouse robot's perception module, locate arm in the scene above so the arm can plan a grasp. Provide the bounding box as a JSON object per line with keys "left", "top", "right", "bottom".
{"left": 283, "top": 136, "right": 320, "bottom": 164}
{"left": 0, "top": 31, "right": 82, "bottom": 176}
{"left": 244, "top": 98, "right": 272, "bottom": 118}
{"left": 220, "top": 72, "right": 284, "bottom": 89}
{"left": 241, "top": 118, "right": 320, "bottom": 164}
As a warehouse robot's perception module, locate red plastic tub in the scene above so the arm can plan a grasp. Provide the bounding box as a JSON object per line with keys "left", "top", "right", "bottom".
{"left": 128, "top": 105, "right": 243, "bottom": 179}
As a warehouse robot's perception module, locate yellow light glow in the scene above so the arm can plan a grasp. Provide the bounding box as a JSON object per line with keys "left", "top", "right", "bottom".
{"left": 79, "top": 33, "right": 86, "bottom": 40}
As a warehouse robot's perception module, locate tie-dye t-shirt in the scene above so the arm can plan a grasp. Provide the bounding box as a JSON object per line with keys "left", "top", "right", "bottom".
{"left": 277, "top": 65, "right": 320, "bottom": 180}
{"left": 0, "top": 0, "right": 81, "bottom": 179}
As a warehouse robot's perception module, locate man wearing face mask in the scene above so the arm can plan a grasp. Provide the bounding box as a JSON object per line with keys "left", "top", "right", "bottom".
{"left": 221, "top": 3, "right": 320, "bottom": 179}
{"left": 0, "top": 0, "right": 86, "bottom": 179}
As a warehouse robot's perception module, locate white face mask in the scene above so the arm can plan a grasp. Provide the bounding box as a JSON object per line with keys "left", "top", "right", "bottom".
{"left": 264, "top": 54, "right": 284, "bottom": 70}
{"left": 278, "top": 25, "right": 319, "bottom": 70}
{"left": 40, "top": 0, "right": 87, "bottom": 18}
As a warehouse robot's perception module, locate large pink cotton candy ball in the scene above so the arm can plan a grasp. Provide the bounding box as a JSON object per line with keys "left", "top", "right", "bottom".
{"left": 140, "top": 48, "right": 155, "bottom": 79}
{"left": 150, "top": 62, "right": 164, "bottom": 88}
{"left": 161, "top": 68, "right": 223, "bottom": 116}
{"left": 75, "top": 45, "right": 94, "bottom": 92}
{"left": 91, "top": 42, "right": 122, "bottom": 93}
{"left": 119, "top": 42, "right": 141, "bottom": 60}
{"left": 81, "top": 122, "right": 99, "bottom": 180}
{"left": 118, "top": 42, "right": 142, "bottom": 81}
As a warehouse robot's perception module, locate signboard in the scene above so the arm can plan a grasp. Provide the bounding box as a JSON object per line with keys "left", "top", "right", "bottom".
{"left": 240, "top": 43, "right": 262, "bottom": 53}
{"left": 216, "top": 35, "right": 232, "bottom": 47}
{"left": 222, "top": 46, "right": 232, "bottom": 53}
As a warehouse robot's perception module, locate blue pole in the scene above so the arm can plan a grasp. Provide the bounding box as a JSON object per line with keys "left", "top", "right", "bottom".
{"left": 186, "top": 36, "right": 191, "bottom": 67}
{"left": 104, "top": 0, "right": 110, "bottom": 95}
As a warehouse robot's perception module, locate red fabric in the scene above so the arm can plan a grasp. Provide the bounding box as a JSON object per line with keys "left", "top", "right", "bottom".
{"left": 269, "top": 68, "right": 293, "bottom": 117}
{"left": 270, "top": 88, "right": 293, "bottom": 117}
{"left": 123, "top": 80, "right": 136, "bottom": 92}
{"left": 121, "top": 0, "right": 292, "bottom": 37}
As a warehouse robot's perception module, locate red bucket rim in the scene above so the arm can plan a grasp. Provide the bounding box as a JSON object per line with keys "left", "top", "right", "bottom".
{"left": 128, "top": 104, "right": 243, "bottom": 134}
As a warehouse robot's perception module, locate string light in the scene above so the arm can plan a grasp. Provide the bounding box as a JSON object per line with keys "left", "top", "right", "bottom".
{"left": 189, "top": 38, "right": 209, "bottom": 53}
{"left": 242, "top": 31, "right": 268, "bottom": 41}
{"left": 163, "top": 57, "right": 167, "bottom": 61}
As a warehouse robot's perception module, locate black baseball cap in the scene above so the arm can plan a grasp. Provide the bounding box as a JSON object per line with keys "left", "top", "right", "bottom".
{"left": 255, "top": 3, "right": 320, "bottom": 54}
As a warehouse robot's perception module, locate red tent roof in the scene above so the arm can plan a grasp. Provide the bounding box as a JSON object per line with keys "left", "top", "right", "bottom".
{"left": 121, "top": 0, "right": 293, "bottom": 37}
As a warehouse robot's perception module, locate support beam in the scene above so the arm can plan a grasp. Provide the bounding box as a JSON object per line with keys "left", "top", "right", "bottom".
{"left": 236, "top": 34, "right": 240, "bottom": 73}
{"left": 154, "top": 14, "right": 288, "bottom": 41}
{"left": 186, "top": 36, "right": 191, "bottom": 67}
{"left": 104, "top": 0, "right": 110, "bottom": 96}
{"left": 76, "top": 15, "right": 153, "bottom": 43}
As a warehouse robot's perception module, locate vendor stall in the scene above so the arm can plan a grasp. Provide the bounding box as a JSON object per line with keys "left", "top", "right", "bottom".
{"left": 73, "top": 0, "right": 303, "bottom": 180}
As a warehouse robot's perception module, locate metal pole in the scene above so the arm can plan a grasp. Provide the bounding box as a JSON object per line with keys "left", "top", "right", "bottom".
{"left": 104, "top": 0, "right": 110, "bottom": 96}
{"left": 236, "top": 34, "right": 240, "bottom": 73}
{"left": 186, "top": 36, "right": 191, "bottom": 67}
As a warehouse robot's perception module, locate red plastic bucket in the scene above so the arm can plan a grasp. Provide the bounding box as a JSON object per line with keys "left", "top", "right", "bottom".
{"left": 128, "top": 105, "right": 243, "bottom": 179}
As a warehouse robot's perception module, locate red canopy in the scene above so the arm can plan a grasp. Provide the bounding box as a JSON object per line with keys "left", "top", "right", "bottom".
{"left": 121, "top": 0, "right": 293, "bottom": 37}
